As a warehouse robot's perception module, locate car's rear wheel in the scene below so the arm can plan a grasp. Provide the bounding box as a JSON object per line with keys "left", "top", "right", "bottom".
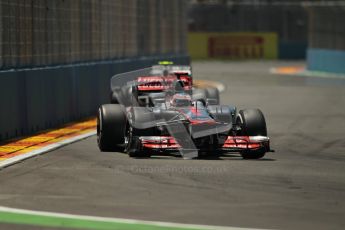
{"left": 97, "top": 104, "right": 126, "bottom": 152}
{"left": 205, "top": 87, "right": 220, "bottom": 105}
{"left": 192, "top": 88, "right": 207, "bottom": 106}
{"left": 237, "top": 109, "right": 267, "bottom": 159}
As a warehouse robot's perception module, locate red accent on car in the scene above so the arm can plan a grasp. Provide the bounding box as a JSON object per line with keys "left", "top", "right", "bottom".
{"left": 137, "top": 76, "right": 167, "bottom": 91}
{"left": 140, "top": 136, "right": 181, "bottom": 149}
{"left": 179, "top": 75, "right": 192, "bottom": 90}
{"left": 137, "top": 84, "right": 168, "bottom": 91}
{"left": 222, "top": 136, "right": 267, "bottom": 149}
{"left": 140, "top": 135, "right": 269, "bottom": 151}
{"left": 136, "top": 75, "right": 192, "bottom": 91}
{"left": 178, "top": 107, "right": 216, "bottom": 125}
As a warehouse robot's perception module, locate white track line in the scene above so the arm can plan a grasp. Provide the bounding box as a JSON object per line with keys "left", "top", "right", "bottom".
{"left": 0, "top": 206, "right": 267, "bottom": 230}
{"left": 0, "top": 131, "right": 96, "bottom": 169}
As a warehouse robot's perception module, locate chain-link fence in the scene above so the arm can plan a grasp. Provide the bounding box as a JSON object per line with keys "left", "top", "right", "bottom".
{"left": 188, "top": 0, "right": 308, "bottom": 43}
{"left": 0, "top": 0, "right": 188, "bottom": 70}
{"left": 306, "top": 5, "right": 345, "bottom": 51}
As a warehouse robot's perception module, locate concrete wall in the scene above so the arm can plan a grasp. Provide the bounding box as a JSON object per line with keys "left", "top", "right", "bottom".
{"left": 0, "top": 55, "right": 190, "bottom": 142}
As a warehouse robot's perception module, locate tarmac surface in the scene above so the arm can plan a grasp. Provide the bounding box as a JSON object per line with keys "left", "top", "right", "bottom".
{"left": 0, "top": 61, "right": 345, "bottom": 230}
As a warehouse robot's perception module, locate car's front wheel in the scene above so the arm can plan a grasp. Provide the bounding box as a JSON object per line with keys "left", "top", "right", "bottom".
{"left": 97, "top": 104, "right": 126, "bottom": 152}
{"left": 237, "top": 109, "right": 267, "bottom": 159}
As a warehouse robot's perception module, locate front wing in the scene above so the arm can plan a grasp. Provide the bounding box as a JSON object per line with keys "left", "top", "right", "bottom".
{"left": 138, "top": 135, "right": 271, "bottom": 153}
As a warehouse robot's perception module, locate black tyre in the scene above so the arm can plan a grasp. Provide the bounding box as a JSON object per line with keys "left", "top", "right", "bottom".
{"left": 97, "top": 104, "right": 126, "bottom": 151}
{"left": 205, "top": 87, "right": 220, "bottom": 105}
{"left": 192, "top": 88, "right": 207, "bottom": 105}
{"left": 237, "top": 109, "right": 267, "bottom": 159}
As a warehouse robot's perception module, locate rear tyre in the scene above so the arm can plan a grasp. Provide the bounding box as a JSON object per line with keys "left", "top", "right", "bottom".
{"left": 205, "top": 87, "right": 220, "bottom": 105}
{"left": 192, "top": 88, "right": 207, "bottom": 106}
{"left": 237, "top": 109, "right": 267, "bottom": 159}
{"left": 97, "top": 104, "right": 126, "bottom": 152}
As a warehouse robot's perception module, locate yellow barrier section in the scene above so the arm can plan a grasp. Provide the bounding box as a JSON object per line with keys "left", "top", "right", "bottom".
{"left": 188, "top": 32, "right": 278, "bottom": 59}
{"left": 0, "top": 119, "right": 96, "bottom": 161}
{"left": 272, "top": 66, "right": 305, "bottom": 75}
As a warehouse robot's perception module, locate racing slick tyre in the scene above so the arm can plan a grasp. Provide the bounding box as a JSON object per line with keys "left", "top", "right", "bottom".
{"left": 205, "top": 87, "right": 220, "bottom": 105}
{"left": 125, "top": 107, "right": 155, "bottom": 158}
{"left": 192, "top": 88, "right": 207, "bottom": 106}
{"left": 97, "top": 104, "right": 126, "bottom": 152}
{"left": 237, "top": 109, "right": 267, "bottom": 159}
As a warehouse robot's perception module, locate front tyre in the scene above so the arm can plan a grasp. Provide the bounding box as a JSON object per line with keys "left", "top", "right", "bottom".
{"left": 237, "top": 109, "right": 267, "bottom": 159}
{"left": 97, "top": 104, "right": 126, "bottom": 152}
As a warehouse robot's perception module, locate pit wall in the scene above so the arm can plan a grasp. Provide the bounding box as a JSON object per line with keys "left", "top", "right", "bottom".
{"left": 0, "top": 55, "right": 190, "bottom": 142}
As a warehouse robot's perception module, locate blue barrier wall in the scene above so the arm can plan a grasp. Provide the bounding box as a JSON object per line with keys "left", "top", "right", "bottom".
{"left": 307, "top": 49, "right": 345, "bottom": 74}
{"left": 0, "top": 55, "right": 189, "bottom": 142}
{"left": 279, "top": 42, "right": 307, "bottom": 60}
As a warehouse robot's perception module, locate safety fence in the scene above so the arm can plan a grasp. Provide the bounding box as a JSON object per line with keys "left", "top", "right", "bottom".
{"left": 0, "top": 0, "right": 187, "bottom": 69}
{"left": 307, "top": 5, "right": 345, "bottom": 51}
{"left": 188, "top": 1, "right": 308, "bottom": 59}
{"left": 305, "top": 4, "right": 345, "bottom": 73}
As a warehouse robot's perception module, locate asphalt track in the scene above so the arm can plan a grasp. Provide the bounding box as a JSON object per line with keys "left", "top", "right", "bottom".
{"left": 1, "top": 61, "right": 345, "bottom": 230}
